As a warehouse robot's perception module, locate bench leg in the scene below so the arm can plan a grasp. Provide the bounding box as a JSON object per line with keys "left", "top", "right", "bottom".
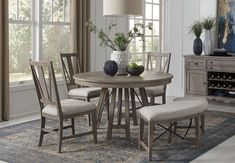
{"left": 195, "top": 115, "right": 200, "bottom": 149}
{"left": 148, "top": 121, "right": 154, "bottom": 161}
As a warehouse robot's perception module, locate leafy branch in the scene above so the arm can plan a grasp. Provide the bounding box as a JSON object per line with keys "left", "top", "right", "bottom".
{"left": 87, "top": 20, "right": 153, "bottom": 51}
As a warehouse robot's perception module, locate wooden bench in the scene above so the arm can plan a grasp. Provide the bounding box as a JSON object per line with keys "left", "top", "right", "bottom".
{"left": 138, "top": 97, "right": 208, "bottom": 161}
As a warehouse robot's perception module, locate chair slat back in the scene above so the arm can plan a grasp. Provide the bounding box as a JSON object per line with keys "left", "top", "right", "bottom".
{"left": 60, "top": 53, "right": 81, "bottom": 91}
{"left": 29, "top": 60, "right": 62, "bottom": 115}
{"left": 146, "top": 52, "right": 171, "bottom": 73}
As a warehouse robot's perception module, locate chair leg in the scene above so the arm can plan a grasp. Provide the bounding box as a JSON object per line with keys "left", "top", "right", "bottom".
{"left": 200, "top": 114, "right": 205, "bottom": 135}
{"left": 91, "top": 112, "right": 97, "bottom": 144}
{"left": 139, "top": 116, "right": 144, "bottom": 150}
{"left": 39, "top": 116, "right": 46, "bottom": 146}
{"left": 162, "top": 93, "right": 166, "bottom": 104}
{"left": 58, "top": 120, "right": 63, "bottom": 153}
{"left": 86, "top": 98, "right": 92, "bottom": 126}
{"left": 71, "top": 118, "right": 75, "bottom": 135}
{"left": 195, "top": 115, "right": 200, "bottom": 149}
{"left": 148, "top": 121, "right": 154, "bottom": 161}
{"left": 150, "top": 96, "right": 155, "bottom": 106}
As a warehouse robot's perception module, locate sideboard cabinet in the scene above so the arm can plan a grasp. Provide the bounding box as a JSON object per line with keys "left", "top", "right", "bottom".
{"left": 184, "top": 55, "right": 235, "bottom": 103}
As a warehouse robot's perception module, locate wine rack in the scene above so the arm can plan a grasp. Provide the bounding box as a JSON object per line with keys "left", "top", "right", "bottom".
{"left": 208, "top": 72, "right": 235, "bottom": 98}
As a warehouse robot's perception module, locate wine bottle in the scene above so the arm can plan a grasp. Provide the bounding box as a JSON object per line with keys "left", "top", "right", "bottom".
{"left": 217, "top": 74, "right": 220, "bottom": 79}
{"left": 223, "top": 74, "right": 226, "bottom": 79}
{"left": 223, "top": 84, "right": 226, "bottom": 88}
{"left": 217, "top": 83, "right": 221, "bottom": 87}
{"left": 211, "top": 83, "right": 215, "bottom": 87}
{"left": 211, "top": 74, "right": 215, "bottom": 79}
{"left": 228, "top": 76, "right": 232, "bottom": 80}
{"left": 228, "top": 84, "right": 232, "bottom": 88}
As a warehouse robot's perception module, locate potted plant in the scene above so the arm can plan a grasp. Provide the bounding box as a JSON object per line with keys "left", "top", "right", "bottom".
{"left": 189, "top": 21, "right": 203, "bottom": 55}
{"left": 87, "top": 20, "right": 152, "bottom": 75}
{"left": 201, "top": 17, "right": 216, "bottom": 55}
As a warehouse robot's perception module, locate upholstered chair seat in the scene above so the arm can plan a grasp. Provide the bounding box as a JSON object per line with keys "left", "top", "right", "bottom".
{"left": 68, "top": 87, "right": 101, "bottom": 99}
{"left": 42, "top": 99, "right": 96, "bottom": 116}
{"left": 144, "top": 86, "right": 164, "bottom": 97}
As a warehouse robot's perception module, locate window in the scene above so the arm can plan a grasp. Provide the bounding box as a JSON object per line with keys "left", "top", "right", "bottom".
{"left": 9, "top": 0, "right": 71, "bottom": 83}
{"left": 128, "top": 0, "right": 163, "bottom": 64}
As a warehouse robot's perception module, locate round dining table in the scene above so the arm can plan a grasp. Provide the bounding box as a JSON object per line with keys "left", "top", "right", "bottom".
{"left": 74, "top": 71, "right": 173, "bottom": 140}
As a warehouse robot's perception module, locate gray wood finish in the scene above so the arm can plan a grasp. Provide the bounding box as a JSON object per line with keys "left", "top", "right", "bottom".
{"left": 60, "top": 53, "right": 102, "bottom": 125}
{"left": 145, "top": 52, "right": 171, "bottom": 105}
{"left": 184, "top": 55, "right": 235, "bottom": 103}
{"left": 74, "top": 71, "right": 173, "bottom": 140}
{"left": 29, "top": 60, "right": 97, "bottom": 153}
{"left": 139, "top": 112, "right": 204, "bottom": 161}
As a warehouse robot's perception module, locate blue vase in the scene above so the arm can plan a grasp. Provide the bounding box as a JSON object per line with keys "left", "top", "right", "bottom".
{"left": 193, "top": 37, "right": 202, "bottom": 55}
{"left": 103, "top": 60, "right": 118, "bottom": 76}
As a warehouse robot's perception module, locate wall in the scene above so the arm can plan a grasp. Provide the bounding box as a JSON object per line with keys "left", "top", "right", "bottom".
{"left": 164, "top": 0, "right": 217, "bottom": 97}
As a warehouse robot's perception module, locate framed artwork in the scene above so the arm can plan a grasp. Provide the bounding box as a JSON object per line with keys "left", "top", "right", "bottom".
{"left": 217, "top": 0, "right": 235, "bottom": 52}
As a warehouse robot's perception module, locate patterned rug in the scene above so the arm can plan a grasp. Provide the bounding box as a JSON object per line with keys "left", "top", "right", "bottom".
{"left": 0, "top": 110, "right": 235, "bottom": 163}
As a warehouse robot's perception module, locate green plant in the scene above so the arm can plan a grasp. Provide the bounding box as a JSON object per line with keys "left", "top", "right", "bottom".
{"left": 201, "top": 17, "right": 215, "bottom": 30}
{"left": 189, "top": 21, "right": 203, "bottom": 38}
{"left": 87, "top": 20, "right": 152, "bottom": 51}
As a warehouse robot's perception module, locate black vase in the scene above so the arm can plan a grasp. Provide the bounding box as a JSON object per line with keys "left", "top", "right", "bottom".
{"left": 103, "top": 60, "right": 118, "bottom": 76}
{"left": 193, "top": 37, "right": 202, "bottom": 55}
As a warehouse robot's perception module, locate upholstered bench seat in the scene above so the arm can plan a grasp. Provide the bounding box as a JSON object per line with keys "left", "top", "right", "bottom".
{"left": 138, "top": 99, "right": 208, "bottom": 121}
{"left": 138, "top": 97, "right": 208, "bottom": 161}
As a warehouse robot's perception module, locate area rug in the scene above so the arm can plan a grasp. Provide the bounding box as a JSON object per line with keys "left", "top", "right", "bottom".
{"left": 0, "top": 110, "right": 235, "bottom": 163}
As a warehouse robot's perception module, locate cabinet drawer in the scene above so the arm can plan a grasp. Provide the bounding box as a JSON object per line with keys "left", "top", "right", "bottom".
{"left": 207, "top": 66, "right": 235, "bottom": 72}
{"left": 187, "top": 59, "right": 205, "bottom": 69}
{"left": 207, "top": 60, "right": 235, "bottom": 67}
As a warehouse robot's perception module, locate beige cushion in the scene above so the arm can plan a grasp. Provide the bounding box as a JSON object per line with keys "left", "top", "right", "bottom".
{"left": 145, "top": 86, "right": 164, "bottom": 96}
{"left": 42, "top": 99, "right": 96, "bottom": 116}
{"left": 138, "top": 99, "right": 208, "bottom": 121}
{"left": 68, "top": 87, "right": 101, "bottom": 99}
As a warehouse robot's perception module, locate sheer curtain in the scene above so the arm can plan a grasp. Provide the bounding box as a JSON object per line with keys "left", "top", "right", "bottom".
{"left": 0, "top": 0, "right": 10, "bottom": 121}
{"left": 70, "top": 0, "right": 91, "bottom": 72}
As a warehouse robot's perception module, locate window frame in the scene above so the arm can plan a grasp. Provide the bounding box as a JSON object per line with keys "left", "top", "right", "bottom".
{"left": 9, "top": 0, "right": 71, "bottom": 85}
{"left": 128, "top": 0, "right": 164, "bottom": 65}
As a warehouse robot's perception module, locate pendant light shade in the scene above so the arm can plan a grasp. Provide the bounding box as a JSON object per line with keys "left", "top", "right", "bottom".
{"left": 103, "top": 0, "right": 142, "bottom": 16}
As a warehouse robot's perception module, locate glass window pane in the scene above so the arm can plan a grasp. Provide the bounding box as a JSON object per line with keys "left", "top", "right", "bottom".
{"left": 9, "top": 0, "right": 17, "bottom": 20}
{"left": 64, "top": 0, "right": 70, "bottom": 22}
{"left": 153, "top": 0, "right": 160, "bottom": 4}
{"left": 145, "top": 3, "right": 152, "bottom": 19}
{"left": 153, "top": 37, "right": 159, "bottom": 51}
{"left": 146, "top": 0, "right": 152, "bottom": 3}
{"left": 129, "top": 19, "right": 135, "bottom": 30}
{"left": 153, "top": 21, "right": 159, "bottom": 35}
{"left": 136, "top": 37, "right": 144, "bottom": 53}
{"left": 128, "top": 40, "right": 136, "bottom": 54}
{"left": 145, "top": 37, "right": 152, "bottom": 52}
{"left": 153, "top": 5, "right": 159, "bottom": 20}
{"left": 42, "top": 25, "right": 71, "bottom": 73}
{"left": 9, "top": 24, "right": 32, "bottom": 82}
{"left": 43, "top": 0, "right": 52, "bottom": 21}
{"left": 19, "top": 0, "right": 32, "bottom": 20}
{"left": 145, "top": 20, "right": 152, "bottom": 36}
{"left": 52, "top": 0, "right": 65, "bottom": 22}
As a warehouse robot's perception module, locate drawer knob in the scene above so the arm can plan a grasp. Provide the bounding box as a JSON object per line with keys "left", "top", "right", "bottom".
{"left": 210, "top": 61, "right": 213, "bottom": 64}
{"left": 210, "top": 67, "right": 213, "bottom": 70}
{"left": 194, "top": 62, "right": 199, "bottom": 65}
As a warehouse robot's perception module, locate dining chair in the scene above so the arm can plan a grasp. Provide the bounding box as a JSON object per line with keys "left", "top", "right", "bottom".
{"left": 145, "top": 52, "right": 171, "bottom": 105}
{"left": 60, "top": 53, "right": 103, "bottom": 125}
{"left": 29, "top": 60, "right": 97, "bottom": 153}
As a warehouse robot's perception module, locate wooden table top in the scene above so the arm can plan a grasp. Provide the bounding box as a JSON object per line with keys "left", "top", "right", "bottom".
{"left": 74, "top": 71, "right": 173, "bottom": 88}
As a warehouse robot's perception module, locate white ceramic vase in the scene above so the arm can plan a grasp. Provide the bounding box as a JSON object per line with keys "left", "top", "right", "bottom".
{"left": 203, "top": 30, "right": 214, "bottom": 55}
{"left": 111, "top": 51, "right": 128, "bottom": 75}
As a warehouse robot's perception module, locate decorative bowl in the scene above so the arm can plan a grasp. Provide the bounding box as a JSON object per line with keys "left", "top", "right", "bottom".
{"left": 126, "top": 66, "right": 144, "bottom": 76}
